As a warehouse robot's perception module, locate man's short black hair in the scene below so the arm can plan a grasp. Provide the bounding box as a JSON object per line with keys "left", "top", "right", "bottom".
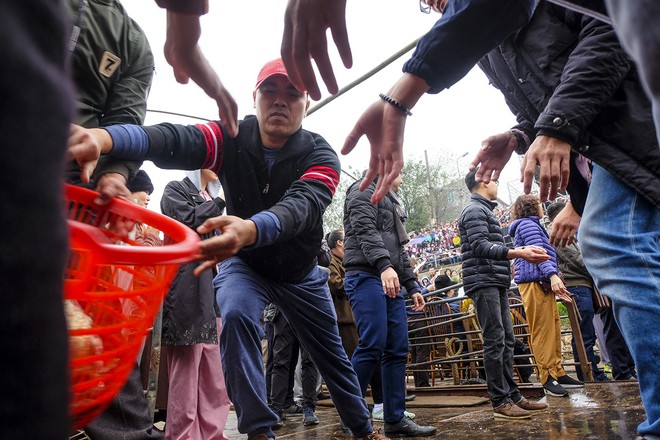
{"left": 546, "top": 201, "right": 567, "bottom": 222}
{"left": 465, "top": 167, "right": 480, "bottom": 192}
{"left": 327, "top": 229, "right": 344, "bottom": 249}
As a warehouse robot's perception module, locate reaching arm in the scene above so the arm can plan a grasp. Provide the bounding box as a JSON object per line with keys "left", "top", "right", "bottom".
{"left": 154, "top": 0, "right": 238, "bottom": 136}
{"left": 341, "top": 0, "right": 535, "bottom": 203}
{"left": 522, "top": 10, "right": 631, "bottom": 200}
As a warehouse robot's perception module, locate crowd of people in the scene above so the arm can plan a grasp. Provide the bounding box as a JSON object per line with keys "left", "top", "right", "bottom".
{"left": 3, "top": 0, "right": 659, "bottom": 440}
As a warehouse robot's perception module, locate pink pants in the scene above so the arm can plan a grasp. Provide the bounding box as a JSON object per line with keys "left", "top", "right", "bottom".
{"left": 166, "top": 319, "right": 230, "bottom": 440}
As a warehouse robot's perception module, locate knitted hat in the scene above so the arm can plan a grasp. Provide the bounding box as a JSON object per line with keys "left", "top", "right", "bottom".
{"left": 127, "top": 169, "right": 154, "bottom": 194}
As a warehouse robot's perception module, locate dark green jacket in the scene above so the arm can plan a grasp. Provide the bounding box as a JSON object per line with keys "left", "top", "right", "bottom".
{"left": 67, "top": 0, "right": 154, "bottom": 182}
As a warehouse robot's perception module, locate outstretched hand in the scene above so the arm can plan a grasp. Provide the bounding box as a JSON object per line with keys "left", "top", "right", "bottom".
{"left": 281, "top": 0, "right": 352, "bottom": 101}
{"left": 516, "top": 245, "right": 550, "bottom": 264}
{"left": 521, "top": 135, "right": 571, "bottom": 201}
{"left": 193, "top": 216, "right": 257, "bottom": 276}
{"left": 164, "top": 11, "right": 238, "bottom": 136}
{"left": 470, "top": 131, "right": 518, "bottom": 183}
{"left": 342, "top": 100, "right": 406, "bottom": 203}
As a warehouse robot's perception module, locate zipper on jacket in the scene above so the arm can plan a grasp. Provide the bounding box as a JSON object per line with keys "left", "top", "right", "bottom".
{"left": 263, "top": 183, "right": 270, "bottom": 194}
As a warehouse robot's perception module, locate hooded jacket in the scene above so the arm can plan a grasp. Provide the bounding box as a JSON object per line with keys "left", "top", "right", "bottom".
{"left": 458, "top": 194, "right": 511, "bottom": 294}
{"left": 509, "top": 216, "right": 559, "bottom": 284}
{"left": 342, "top": 179, "right": 419, "bottom": 296}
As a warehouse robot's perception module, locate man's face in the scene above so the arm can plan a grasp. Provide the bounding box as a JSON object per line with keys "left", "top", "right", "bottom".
{"left": 201, "top": 168, "right": 219, "bottom": 182}
{"left": 133, "top": 191, "right": 150, "bottom": 208}
{"left": 254, "top": 75, "right": 309, "bottom": 147}
{"left": 429, "top": 268, "right": 436, "bottom": 277}
{"left": 485, "top": 180, "right": 499, "bottom": 200}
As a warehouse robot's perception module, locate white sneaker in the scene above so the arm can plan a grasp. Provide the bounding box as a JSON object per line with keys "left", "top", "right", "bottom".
{"left": 372, "top": 408, "right": 416, "bottom": 421}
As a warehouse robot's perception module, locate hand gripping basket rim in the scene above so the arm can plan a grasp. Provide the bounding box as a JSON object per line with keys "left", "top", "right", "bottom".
{"left": 65, "top": 184, "right": 200, "bottom": 265}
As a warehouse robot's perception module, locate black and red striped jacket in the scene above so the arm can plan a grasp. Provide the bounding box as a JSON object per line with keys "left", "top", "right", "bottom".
{"left": 142, "top": 115, "right": 341, "bottom": 282}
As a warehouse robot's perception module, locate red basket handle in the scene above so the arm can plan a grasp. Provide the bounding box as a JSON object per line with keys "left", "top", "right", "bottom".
{"left": 65, "top": 184, "right": 200, "bottom": 265}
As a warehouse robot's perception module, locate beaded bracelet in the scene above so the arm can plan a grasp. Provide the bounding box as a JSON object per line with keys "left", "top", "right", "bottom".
{"left": 378, "top": 93, "right": 412, "bottom": 116}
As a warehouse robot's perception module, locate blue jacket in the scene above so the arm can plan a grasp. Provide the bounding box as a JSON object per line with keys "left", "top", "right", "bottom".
{"left": 403, "top": 0, "right": 536, "bottom": 93}
{"left": 509, "top": 216, "right": 558, "bottom": 284}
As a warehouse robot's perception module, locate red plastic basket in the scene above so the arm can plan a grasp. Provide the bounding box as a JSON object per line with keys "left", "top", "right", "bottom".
{"left": 63, "top": 184, "right": 199, "bottom": 429}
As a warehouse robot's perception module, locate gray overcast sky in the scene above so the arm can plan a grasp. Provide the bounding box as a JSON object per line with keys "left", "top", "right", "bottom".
{"left": 120, "top": 0, "right": 523, "bottom": 211}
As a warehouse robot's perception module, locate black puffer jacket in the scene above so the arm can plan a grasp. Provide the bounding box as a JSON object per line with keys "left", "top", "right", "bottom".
{"left": 458, "top": 194, "right": 511, "bottom": 295}
{"left": 478, "top": 1, "right": 660, "bottom": 211}
{"left": 343, "top": 180, "right": 419, "bottom": 295}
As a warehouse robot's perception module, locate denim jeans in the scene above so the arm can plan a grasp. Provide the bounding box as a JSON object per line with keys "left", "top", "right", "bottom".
{"left": 345, "top": 272, "right": 409, "bottom": 424}
{"left": 605, "top": 0, "right": 660, "bottom": 146}
{"left": 468, "top": 287, "right": 522, "bottom": 408}
{"left": 214, "top": 258, "right": 371, "bottom": 439}
{"left": 566, "top": 285, "right": 602, "bottom": 381}
{"left": 580, "top": 165, "right": 660, "bottom": 437}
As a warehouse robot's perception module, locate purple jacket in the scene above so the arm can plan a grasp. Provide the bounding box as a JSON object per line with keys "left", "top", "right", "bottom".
{"left": 508, "top": 216, "right": 559, "bottom": 284}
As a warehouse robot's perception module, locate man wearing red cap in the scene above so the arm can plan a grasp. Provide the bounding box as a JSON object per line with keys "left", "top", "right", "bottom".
{"left": 68, "top": 59, "right": 387, "bottom": 440}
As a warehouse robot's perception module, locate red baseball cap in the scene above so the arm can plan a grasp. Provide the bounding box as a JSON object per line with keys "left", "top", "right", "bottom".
{"left": 255, "top": 58, "right": 300, "bottom": 91}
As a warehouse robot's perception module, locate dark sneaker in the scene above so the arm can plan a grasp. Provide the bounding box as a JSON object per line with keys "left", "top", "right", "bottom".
{"left": 384, "top": 416, "right": 437, "bottom": 436}
{"left": 493, "top": 402, "right": 531, "bottom": 419}
{"left": 302, "top": 405, "right": 319, "bottom": 426}
{"left": 557, "top": 374, "right": 584, "bottom": 388}
{"left": 543, "top": 377, "right": 569, "bottom": 397}
{"left": 515, "top": 397, "right": 548, "bottom": 411}
{"left": 271, "top": 408, "right": 285, "bottom": 429}
{"left": 282, "top": 403, "right": 303, "bottom": 414}
{"left": 253, "top": 435, "right": 275, "bottom": 440}
{"left": 616, "top": 370, "right": 638, "bottom": 381}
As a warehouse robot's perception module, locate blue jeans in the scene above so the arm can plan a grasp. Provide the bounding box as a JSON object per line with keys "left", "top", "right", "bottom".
{"left": 214, "top": 258, "right": 371, "bottom": 439}
{"left": 580, "top": 165, "right": 660, "bottom": 437}
{"left": 605, "top": 0, "right": 660, "bottom": 146}
{"left": 345, "top": 272, "right": 409, "bottom": 424}
{"left": 566, "top": 285, "right": 603, "bottom": 381}
{"left": 468, "top": 287, "right": 522, "bottom": 408}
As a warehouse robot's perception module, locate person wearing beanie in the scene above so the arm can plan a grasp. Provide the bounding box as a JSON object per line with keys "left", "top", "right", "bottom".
{"left": 126, "top": 169, "right": 155, "bottom": 208}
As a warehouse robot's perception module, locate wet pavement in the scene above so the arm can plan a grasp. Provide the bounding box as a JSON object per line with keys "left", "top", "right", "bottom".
{"left": 222, "top": 382, "right": 645, "bottom": 439}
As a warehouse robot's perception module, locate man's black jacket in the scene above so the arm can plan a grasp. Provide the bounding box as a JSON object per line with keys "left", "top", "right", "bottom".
{"left": 478, "top": 1, "right": 660, "bottom": 211}
{"left": 342, "top": 179, "right": 419, "bottom": 295}
{"left": 458, "top": 194, "right": 511, "bottom": 295}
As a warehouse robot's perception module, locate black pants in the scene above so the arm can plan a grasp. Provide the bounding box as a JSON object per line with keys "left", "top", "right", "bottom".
{"left": 0, "top": 1, "right": 73, "bottom": 438}
{"left": 601, "top": 307, "right": 637, "bottom": 380}
{"left": 408, "top": 317, "right": 431, "bottom": 388}
{"left": 85, "top": 365, "right": 164, "bottom": 439}
{"left": 270, "top": 311, "right": 319, "bottom": 409}
{"left": 469, "top": 287, "right": 522, "bottom": 408}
